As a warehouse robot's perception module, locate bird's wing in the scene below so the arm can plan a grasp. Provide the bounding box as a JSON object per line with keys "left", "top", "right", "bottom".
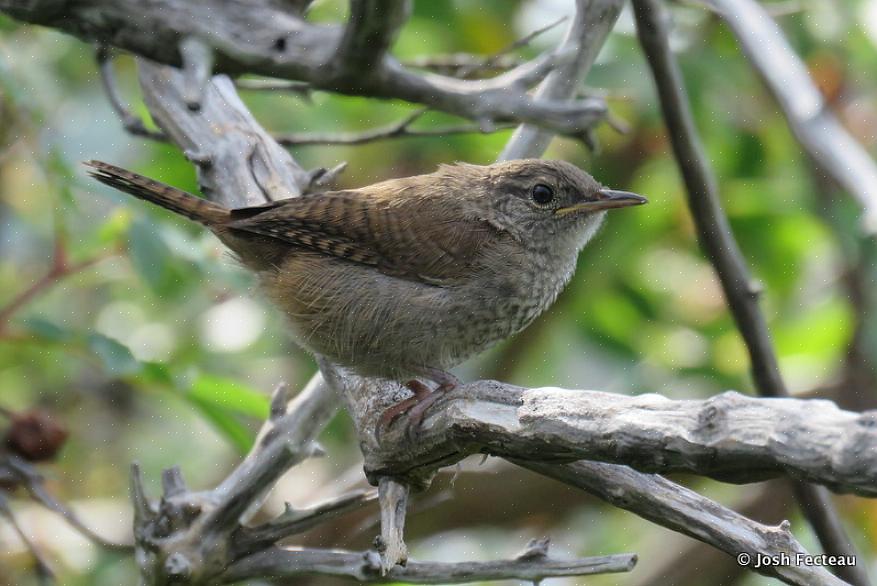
{"left": 225, "top": 190, "right": 499, "bottom": 285}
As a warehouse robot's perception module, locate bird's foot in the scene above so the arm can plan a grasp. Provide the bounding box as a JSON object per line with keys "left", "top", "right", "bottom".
{"left": 375, "top": 372, "right": 459, "bottom": 443}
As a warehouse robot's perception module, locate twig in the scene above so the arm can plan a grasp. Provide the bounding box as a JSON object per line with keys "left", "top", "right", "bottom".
{"left": 274, "top": 109, "right": 516, "bottom": 147}
{"left": 234, "top": 77, "right": 312, "bottom": 101}
{"left": 95, "top": 45, "right": 167, "bottom": 141}
{"left": 697, "top": 0, "right": 877, "bottom": 233}
{"left": 632, "top": 1, "right": 870, "bottom": 584}
{"left": 206, "top": 375, "right": 338, "bottom": 534}
{"left": 178, "top": 36, "right": 214, "bottom": 111}
{"left": 500, "top": 0, "right": 624, "bottom": 159}
{"left": 376, "top": 477, "right": 408, "bottom": 574}
{"left": 232, "top": 489, "right": 378, "bottom": 555}
{"left": 0, "top": 492, "right": 55, "bottom": 583}
{"left": 3, "top": 457, "right": 132, "bottom": 552}
{"left": 0, "top": 244, "right": 112, "bottom": 336}
{"left": 304, "top": 162, "right": 348, "bottom": 194}
{"left": 222, "top": 546, "right": 637, "bottom": 584}
{"left": 403, "top": 54, "right": 524, "bottom": 78}
{"left": 403, "top": 16, "right": 567, "bottom": 79}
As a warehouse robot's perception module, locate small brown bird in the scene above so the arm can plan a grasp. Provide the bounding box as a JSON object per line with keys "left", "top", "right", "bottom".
{"left": 86, "top": 159, "right": 645, "bottom": 426}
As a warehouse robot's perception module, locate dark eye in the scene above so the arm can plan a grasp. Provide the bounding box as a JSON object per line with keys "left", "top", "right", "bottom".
{"left": 531, "top": 184, "right": 554, "bottom": 205}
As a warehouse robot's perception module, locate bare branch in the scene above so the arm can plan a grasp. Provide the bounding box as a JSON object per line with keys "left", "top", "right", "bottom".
{"left": 234, "top": 77, "right": 312, "bottom": 101}
{"left": 233, "top": 489, "right": 378, "bottom": 555}
{"left": 358, "top": 384, "right": 877, "bottom": 496}
{"left": 403, "top": 16, "right": 567, "bottom": 79}
{"left": 207, "top": 374, "right": 338, "bottom": 533}
{"left": 178, "top": 36, "right": 214, "bottom": 111}
{"left": 304, "top": 162, "right": 348, "bottom": 194}
{"left": 137, "top": 62, "right": 312, "bottom": 205}
{"left": 95, "top": 46, "right": 168, "bottom": 141}
{"left": 376, "top": 477, "right": 408, "bottom": 574}
{"left": 121, "top": 62, "right": 347, "bottom": 583}
{"left": 632, "top": 2, "right": 870, "bottom": 583}
{"left": 274, "top": 109, "right": 516, "bottom": 147}
{"left": 500, "top": 0, "right": 624, "bottom": 160}
{"left": 332, "top": 0, "right": 411, "bottom": 80}
{"left": 3, "top": 456, "right": 132, "bottom": 552}
{"left": 0, "top": 492, "right": 55, "bottom": 583}
{"left": 698, "top": 0, "right": 877, "bottom": 233}
{"left": 520, "top": 460, "right": 846, "bottom": 586}
{"left": 222, "top": 546, "right": 637, "bottom": 584}
{"left": 0, "top": 0, "right": 609, "bottom": 140}
{"left": 403, "top": 53, "right": 523, "bottom": 78}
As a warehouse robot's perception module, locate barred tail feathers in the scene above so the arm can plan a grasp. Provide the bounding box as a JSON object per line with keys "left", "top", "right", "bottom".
{"left": 85, "top": 160, "right": 229, "bottom": 225}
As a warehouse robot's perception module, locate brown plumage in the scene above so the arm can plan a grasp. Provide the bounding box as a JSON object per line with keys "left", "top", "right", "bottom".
{"left": 86, "top": 159, "right": 645, "bottom": 424}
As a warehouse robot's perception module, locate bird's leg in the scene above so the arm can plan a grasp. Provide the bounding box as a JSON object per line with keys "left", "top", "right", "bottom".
{"left": 376, "top": 370, "right": 459, "bottom": 441}
{"left": 405, "top": 368, "right": 459, "bottom": 428}
{"left": 377, "top": 380, "right": 432, "bottom": 435}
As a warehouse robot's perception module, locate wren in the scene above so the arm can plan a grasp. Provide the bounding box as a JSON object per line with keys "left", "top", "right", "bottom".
{"left": 86, "top": 159, "right": 646, "bottom": 427}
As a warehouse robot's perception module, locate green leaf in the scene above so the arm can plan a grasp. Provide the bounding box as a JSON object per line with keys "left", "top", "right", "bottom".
{"left": 181, "top": 394, "right": 255, "bottom": 454}
{"left": 189, "top": 374, "right": 271, "bottom": 419}
{"left": 128, "top": 218, "right": 176, "bottom": 296}
{"left": 21, "top": 317, "right": 73, "bottom": 342}
{"left": 97, "top": 208, "right": 132, "bottom": 246}
{"left": 86, "top": 333, "right": 141, "bottom": 375}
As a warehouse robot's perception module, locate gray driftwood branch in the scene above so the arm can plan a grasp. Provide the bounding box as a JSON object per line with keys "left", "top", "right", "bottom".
{"left": 0, "top": 0, "right": 607, "bottom": 140}
{"left": 521, "top": 460, "right": 847, "bottom": 586}
{"left": 341, "top": 379, "right": 877, "bottom": 497}
{"left": 223, "top": 544, "right": 636, "bottom": 584}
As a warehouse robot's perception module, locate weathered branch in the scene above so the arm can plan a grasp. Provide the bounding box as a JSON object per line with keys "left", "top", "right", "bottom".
{"left": 2, "top": 455, "right": 131, "bottom": 552}
{"left": 376, "top": 477, "right": 408, "bottom": 573}
{"left": 232, "top": 489, "right": 378, "bottom": 556}
{"left": 222, "top": 545, "right": 637, "bottom": 584}
{"left": 208, "top": 376, "right": 338, "bottom": 531}
{"left": 632, "top": 2, "right": 870, "bottom": 584}
{"left": 273, "top": 108, "right": 516, "bottom": 147}
{"left": 403, "top": 16, "right": 567, "bottom": 79}
{"left": 698, "top": 0, "right": 877, "bottom": 233}
{"left": 352, "top": 383, "right": 877, "bottom": 496}
{"left": 136, "top": 62, "right": 313, "bottom": 204}
{"left": 0, "top": 492, "right": 55, "bottom": 581}
{"left": 500, "top": 0, "right": 623, "bottom": 159}
{"left": 95, "top": 46, "right": 167, "bottom": 141}
{"left": 331, "top": 0, "right": 410, "bottom": 80}
{"left": 178, "top": 36, "right": 214, "bottom": 111}
{"left": 0, "top": 0, "right": 608, "bottom": 140}
{"left": 520, "top": 461, "right": 846, "bottom": 586}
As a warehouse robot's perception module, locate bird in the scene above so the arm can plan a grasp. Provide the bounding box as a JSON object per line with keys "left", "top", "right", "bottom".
{"left": 85, "top": 159, "right": 646, "bottom": 429}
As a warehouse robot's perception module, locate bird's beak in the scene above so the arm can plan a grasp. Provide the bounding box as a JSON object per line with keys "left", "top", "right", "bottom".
{"left": 555, "top": 189, "right": 648, "bottom": 216}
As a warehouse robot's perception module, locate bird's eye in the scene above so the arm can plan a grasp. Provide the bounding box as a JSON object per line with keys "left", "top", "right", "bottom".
{"left": 531, "top": 184, "right": 554, "bottom": 205}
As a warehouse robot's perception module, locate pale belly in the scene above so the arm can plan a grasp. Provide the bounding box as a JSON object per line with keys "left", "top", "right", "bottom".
{"left": 261, "top": 252, "right": 572, "bottom": 380}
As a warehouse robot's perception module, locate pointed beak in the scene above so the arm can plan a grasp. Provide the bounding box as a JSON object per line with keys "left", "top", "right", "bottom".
{"left": 555, "top": 189, "right": 648, "bottom": 216}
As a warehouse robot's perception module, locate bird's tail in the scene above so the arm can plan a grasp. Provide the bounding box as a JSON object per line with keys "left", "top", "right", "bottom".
{"left": 85, "top": 160, "right": 229, "bottom": 225}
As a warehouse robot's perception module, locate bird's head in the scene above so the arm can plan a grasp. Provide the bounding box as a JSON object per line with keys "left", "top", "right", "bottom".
{"left": 447, "top": 159, "right": 647, "bottom": 253}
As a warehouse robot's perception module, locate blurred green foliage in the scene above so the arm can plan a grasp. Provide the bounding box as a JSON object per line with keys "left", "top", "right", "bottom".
{"left": 1, "top": 1, "right": 876, "bottom": 584}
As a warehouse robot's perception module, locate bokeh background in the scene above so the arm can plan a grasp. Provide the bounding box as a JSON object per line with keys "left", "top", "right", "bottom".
{"left": 1, "top": 0, "right": 876, "bottom": 584}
